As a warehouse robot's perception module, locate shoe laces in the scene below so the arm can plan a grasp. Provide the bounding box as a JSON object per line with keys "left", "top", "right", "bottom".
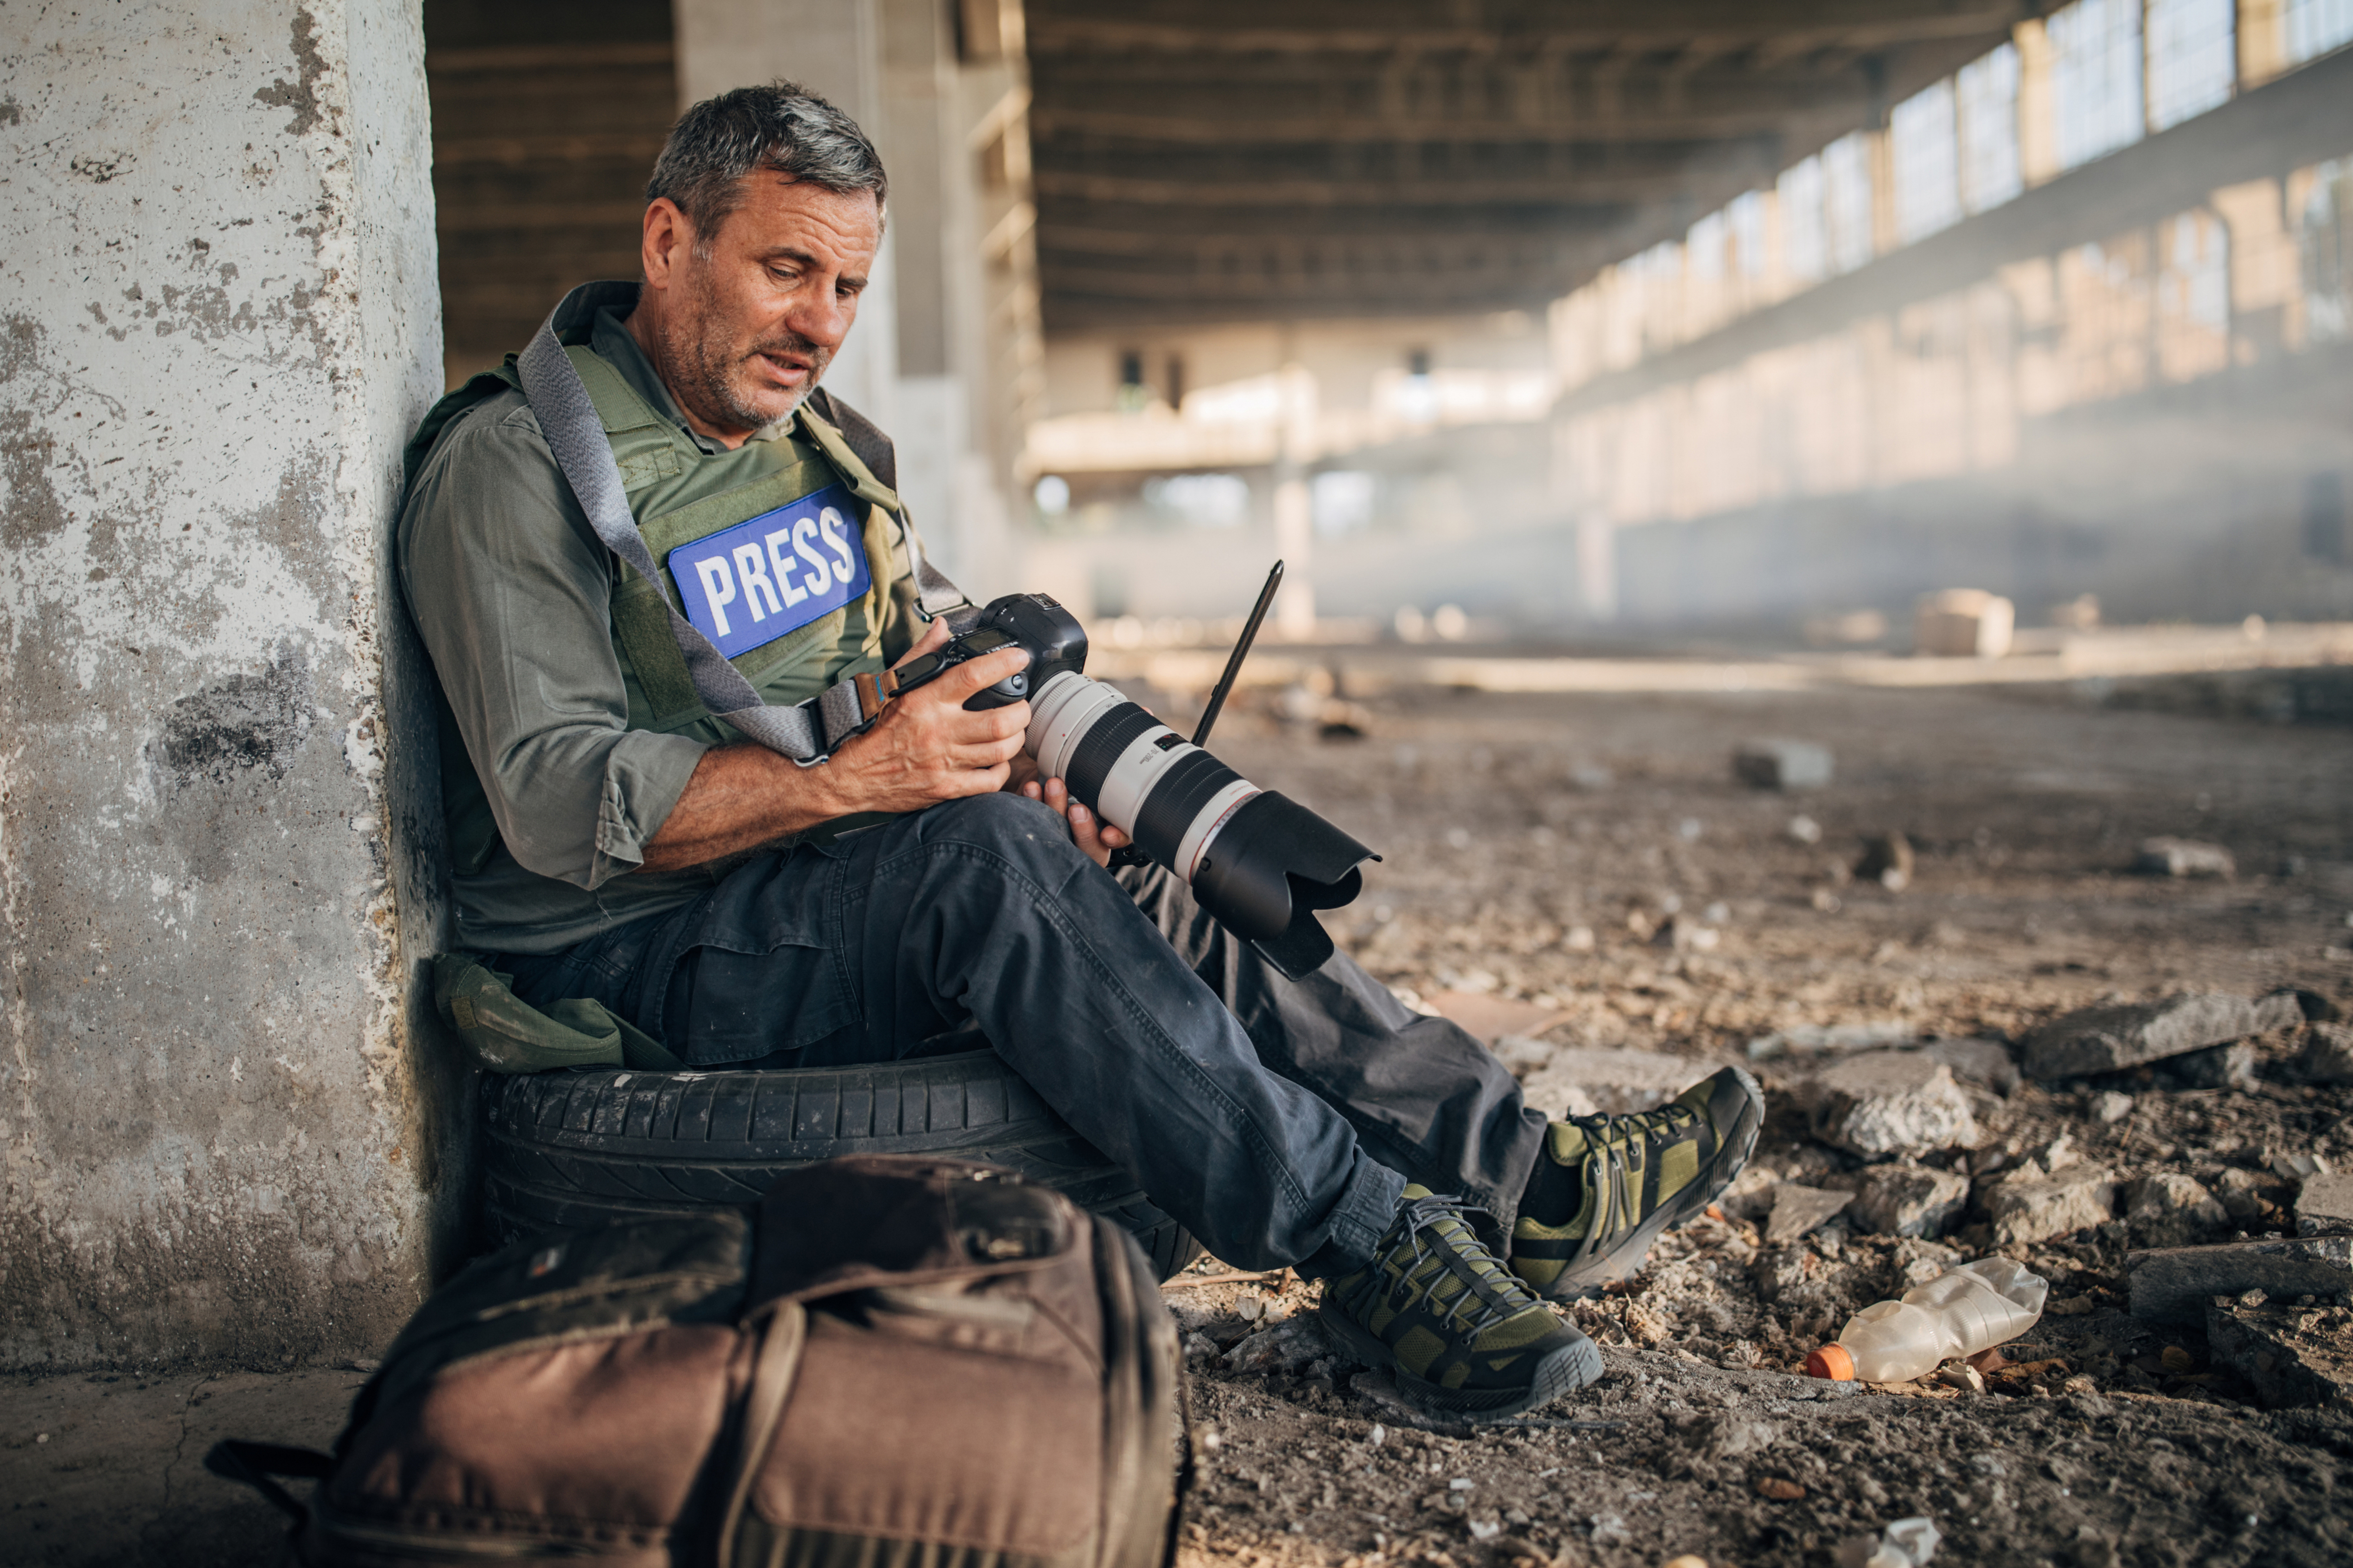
{"left": 1381, "top": 1193, "right": 1537, "bottom": 1336}
{"left": 1568, "top": 1102, "right": 1698, "bottom": 1245}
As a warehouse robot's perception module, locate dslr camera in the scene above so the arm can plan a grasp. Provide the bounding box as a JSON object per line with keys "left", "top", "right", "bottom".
{"left": 888, "top": 593, "right": 1377, "bottom": 978}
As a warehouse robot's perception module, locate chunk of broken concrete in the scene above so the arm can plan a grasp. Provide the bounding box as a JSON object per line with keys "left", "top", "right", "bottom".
{"left": 1518, "top": 1046, "right": 1711, "bottom": 1117}
{"left": 1732, "top": 738, "right": 1834, "bottom": 792}
{"left": 2205, "top": 1295, "right": 2353, "bottom": 1410}
{"left": 2132, "top": 837, "right": 2235, "bottom": 878}
{"left": 1849, "top": 1162, "right": 1971, "bottom": 1239}
{"left": 2295, "top": 1021, "right": 2353, "bottom": 1085}
{"left": 1224, "top": 1313, "right": 1333, "bottom": 1374}
{"left": 2252, "top": 987, "right": 2329, "bottom": 1032}
{"left": 2297, "top": 1170, "right": 2353, "bottom": 1237}
{"left": 1986, "top": 1163, "right": 2117, "bottom": 1245}
{"left": 1766, "top": 1183, "right": 1854, "bottom": 1244}
{"left": 2020, "top": 992, "right": 2258, "bottom": 1080}
{"left": 2164, "top": 1039, "right": 2257, "bottom": 1090}
{"left": 2124, "top": 1235, "right": 2353, "bottom": 1326}
{"left": 2125, "top": 1173, "right": 2228, "bottom": 1249}
{"left": 1807, "top": 1051, "right": 1979, "bottom": 1159}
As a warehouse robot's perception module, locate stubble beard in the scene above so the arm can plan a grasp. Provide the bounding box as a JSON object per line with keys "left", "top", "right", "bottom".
{"left": 663, "top": 265, "right": 833, "bottom": 435}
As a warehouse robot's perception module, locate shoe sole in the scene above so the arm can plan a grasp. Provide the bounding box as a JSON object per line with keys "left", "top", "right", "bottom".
{"left": 1535, "top": 1064, "right": 1767, "bottom": 1302}
{"left": 1315, "top": 1302, "right": 1605, "bottom": 1419}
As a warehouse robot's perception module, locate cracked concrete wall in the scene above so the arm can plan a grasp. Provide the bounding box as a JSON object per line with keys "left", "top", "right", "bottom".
{"left": 0, "top": 1, "right": 462, "bottom": 1366}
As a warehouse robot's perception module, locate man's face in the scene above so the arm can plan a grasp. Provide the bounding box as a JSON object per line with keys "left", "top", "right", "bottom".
{"left": 639, "top": 174, "right": 881, "bottom": 438}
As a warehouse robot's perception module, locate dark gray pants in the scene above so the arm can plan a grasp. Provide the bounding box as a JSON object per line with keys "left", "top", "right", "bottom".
{"left": 496, "top": 792, "right": 1548, "bottom": 1273}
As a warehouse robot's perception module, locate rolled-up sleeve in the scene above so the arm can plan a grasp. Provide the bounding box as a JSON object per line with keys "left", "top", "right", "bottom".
{"left": 398, "top": 394, "right": 709, "bottom": 889}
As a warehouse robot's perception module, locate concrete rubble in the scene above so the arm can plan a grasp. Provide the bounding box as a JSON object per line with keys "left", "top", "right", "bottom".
{"left": 2132, "top": 837, "right": 2236, "bottom": 878}
{"left": 2164, "top": 1039, "right": 2258, "bottom": 1089}
{"left": 1919, "top": 1037, "right": 2019, "bottom": 1096}
{"left": 2296, "top": 1170, "right": 2353, "bottom": 1236}
{"left": 2125, "top": 1173, "right": 2229, "bottom": 1247}
{"left": 2019, "top": 992, "right": 2259, "bottom": 1079}
{"left": 1849, "top": 1163, "right": 1971, "bottom": 1239}
{"left": 2123, "top": 1235, "right": 2353, "bottom": 1325}
{"left": 1805, "top": 1051, "right": 1979, "bottom": 1159}
{"left": 2204, "top": 1293, "right": 2353, "bottom": 1410}
{"left": 1765, "top": 1183, "right": 1853, "bottom": 1243}
{"left": 1985, "top": 1162, "right": 2118, "bottom": 1245}
{"left": 2297, "top": 1021, "right": 2353, "bottom": 1083}
{"left": 1732, "top": 738, "right": 1834, "bottom": 791}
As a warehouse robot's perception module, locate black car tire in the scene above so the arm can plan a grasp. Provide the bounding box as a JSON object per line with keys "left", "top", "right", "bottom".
{"left": 478, "top": 1049, "right": 1204, "bottom": 1280}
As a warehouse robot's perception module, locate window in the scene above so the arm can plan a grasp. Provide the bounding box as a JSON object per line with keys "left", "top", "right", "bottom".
{"left": 2287, "top": 0, "right": 2353, "bottom": 63}
{"left": 2301, "top": 158, "right": 2353, "bottom": 342}
{"left": 2050, "top": 0, "right": 2145, "bottom": 171}
{"left": 1687, "top": 210, "right": 1728, "bottom": 280}
{"left": 1891, "top": 79, "right": 1962, "bottom": 245}
{"left": 1958, "top": 45, "right": 2023, "bottom": 214}
{"left": 2147, "top": 0, "right": 2235, "bottom": 132}
{"left": 1142, "top": 473, "right": 1249, "bottom": 528}
{"left": 1822, "top": 133, "right": 1876, "bottom": 275}
{"left": 1725, "top": 190, "right": 1768, "bottom": 279}
{"left": 1779, "top": 156, "right": 1828, "bottom": 282}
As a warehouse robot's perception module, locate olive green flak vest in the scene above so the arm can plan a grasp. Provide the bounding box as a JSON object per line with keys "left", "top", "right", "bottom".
{"left": 402, "top": 291, "right": 931, "bottom": 882}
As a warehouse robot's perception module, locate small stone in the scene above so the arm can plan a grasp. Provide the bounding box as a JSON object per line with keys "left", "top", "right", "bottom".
{"left": 1851, "top": 1162, "right": 1971, "bottom": 1239}
{"left": 1767, "top": 1183, "right": 1853, "bottom": 1243}
{"left": 2125, "top": 1173, "right": 2228, "bottom": 1248}
{"left": 1937, "top": 1362, "right": 1986, "bottom": 1393}
{"left": 1883, "top": 1517, "right": 1942, "bottom": 1566}
{"left": 2133, "top": 837, "right": 2235, "bottom": 878}
{"left": 1223, "top": 1315, "right": 1331, "bottom": 1373}
{"left": 1588, "top": 1513, "right": 1632, "bottom": 1547}
{"left": 1985, "top": 1163, "right": 2118, "bottom": 1245}
{"left": 1733, "top": 738, "right": 1834, "bottom": 791}
{"left": 1855, "top": 833, "right": 1915, "bottom": 892}
{"left": 2092, "top": 1090, "right": 2135, "bottom": 1123}
{"left": 1662, "top": 1557, "right": 1711, "bottom": 1568}
{"left": 2021, "top": 992, "right": 2259, "bottom": 1079}
{"left": 2297, "top": 1170, "right": 2353, "bottom": 1236}
{"left": 2161, "top": 1345, "right": 2195, "bottom": 1373}
{"left": 2296, "top": 1022, "right": 2353, "bottom": 1085}
{"left": 1807, "top": 1051, "right": 1980, "bottom": 1159}
{"left": 2271, "top": 1150, "right": 2330, "bottom": 1181}
{"left": 2124, "top": 1235, "right": 2353, "bottom": 1325}
{"left": 1788, "top": 813, "right": 1824, "bottom": 845}
{"left": 1753, "top": 1476, "right": 1806, "bottom": 1501}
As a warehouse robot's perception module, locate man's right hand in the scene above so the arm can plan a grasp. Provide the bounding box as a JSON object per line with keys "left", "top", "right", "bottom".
{"left": 635, "top": 625, "right": 1033, "bottom": 874}
{"left": 814, "top": 635, "right": 1032, "bottom": 817}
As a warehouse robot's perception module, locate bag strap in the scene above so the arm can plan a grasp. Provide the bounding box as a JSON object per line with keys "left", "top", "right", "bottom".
{"left": 515, "top": 298, "right": 971, "bottom": 762}
{"left": 716, "top": 1302, "right": 811, "bottom": 1568}
{"left": 203, "top": 1438, "right": 332, "bottom": 1523}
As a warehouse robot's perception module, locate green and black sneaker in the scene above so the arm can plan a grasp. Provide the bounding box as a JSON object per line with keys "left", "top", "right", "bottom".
{"left": 1509, "top": 1065, "right": 1764, "bottom": 1300}
{"left": 1319, "top": 1186, "right": 1603, "bottom": 1418}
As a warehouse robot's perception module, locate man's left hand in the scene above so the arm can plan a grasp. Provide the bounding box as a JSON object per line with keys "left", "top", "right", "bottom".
{"left": 1021, "top": 775, "right": 1133, "bottom": 869}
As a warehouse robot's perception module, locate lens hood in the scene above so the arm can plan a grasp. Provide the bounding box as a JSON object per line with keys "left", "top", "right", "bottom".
{"left": 1189, "top": 792, "right": 1378, "bottom": 979}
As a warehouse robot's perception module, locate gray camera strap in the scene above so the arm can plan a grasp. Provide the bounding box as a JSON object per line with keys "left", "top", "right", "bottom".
{"left": 516, "top": 311, "right": 964, "bottom": 764}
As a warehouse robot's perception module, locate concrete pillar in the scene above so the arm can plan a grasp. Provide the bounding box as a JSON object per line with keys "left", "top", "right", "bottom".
{"left": 1, "top": 2, "right": 456, "bottom": 1366}
{"left": 674, "top": 0, "right": 901, "bottom": 434}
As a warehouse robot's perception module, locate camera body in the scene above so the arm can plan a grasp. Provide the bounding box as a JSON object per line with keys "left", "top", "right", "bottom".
{"left": 890, "top": 592, "right": 1089, "bottom": 709}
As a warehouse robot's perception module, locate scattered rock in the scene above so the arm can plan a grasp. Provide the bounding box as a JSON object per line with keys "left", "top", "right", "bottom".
{"left": 1807, "top": 1051, "right": 1980, "bottom": 1159}
{"left": 1836, "top": 1516, "right": 1942, "bottom": 1568}
{"left": 2123, "top": 1235, "right": 2353, "bottom": 1325}
{"left": 2252, "top": 987, "right": 2321, "bottom": 1032}
{"left": 2092, "top": 1090, "right": 2134, "bottom": 1123}
{"left": 2297, "top": 1170, "right": 2353, "bottom": 1236}
{"left": 1985, "top": 1163, "right": 2117, "bottom": 1245}
{"left": 2296, "top": 1021, "right": 2353, "bottom": 1084}
{"left": 1652, "top": 912, "right": 1721, "bottom": 952}
{"left": 1788, "top": 813, "right": 1824, "bottom": 845}
{"left": 1753, "top": 1476, "right": 1805, "bottom": 1501}
{"left": 2205, "top": 1295, "right": 2353, "bottom": 1410}
{"left": 2020, "top": 993, "right": 2259, "bottom": 1080}
{"left": 1855, "top": 833, "right": 1915, "bottom": 892}
{"left": 2132, "top": 837, "right": 2235, "bottom": 878}
{"left": 1732, "top": 738, "right": 1834, "bottom": 791}
{"left": 1922, "top": 1036, "right": 2019, "bottom": 1096}
{"left": 1915, "top": 586, "right": 2014, "bottom": 657}
{"left": 2125, "top": 1174, "right": 2228, "bottom": 1248}
{"left": 1766, "top": 1183, "right": 1854, "bottom": 1244}
{"left": 1518, "top": 1046, "right": 1712, "bottom": 1117}
{"left": 1937, "top": 1362, "right": 1985, "bottom": 1393}
{"left": 1224, "top": 1315, "right": 1332, "bottom": 1374}
{"left": 1851, "top": 1163, "right": 1971, "bottom": 1239}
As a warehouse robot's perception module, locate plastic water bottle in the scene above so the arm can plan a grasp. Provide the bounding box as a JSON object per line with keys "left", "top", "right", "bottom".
{"left": 1805, "top": 1259, "right": 2048, "bottom": 1383}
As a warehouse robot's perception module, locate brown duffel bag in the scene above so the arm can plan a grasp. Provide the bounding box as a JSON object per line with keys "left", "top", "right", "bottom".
{"left": 208, "top": 1156, "right": 1187, "bottom": 1567}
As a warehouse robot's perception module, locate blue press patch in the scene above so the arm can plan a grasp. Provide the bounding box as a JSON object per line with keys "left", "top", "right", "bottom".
{"left": 667, "top": 483, "right": 872, "bottom": 660}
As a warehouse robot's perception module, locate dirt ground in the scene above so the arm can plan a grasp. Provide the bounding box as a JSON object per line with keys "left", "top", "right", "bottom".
{"left": 1156, "top": 676, "right": 2353, "bottom": 1568}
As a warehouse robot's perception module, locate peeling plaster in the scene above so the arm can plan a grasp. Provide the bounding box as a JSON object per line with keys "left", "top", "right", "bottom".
{"left": 0, "top": 0, "right": 458, "bottom": 1368}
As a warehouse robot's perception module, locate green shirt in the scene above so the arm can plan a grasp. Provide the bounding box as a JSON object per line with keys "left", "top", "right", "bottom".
{"left": 398, "top": 306, "right": 913, "bottom": 953}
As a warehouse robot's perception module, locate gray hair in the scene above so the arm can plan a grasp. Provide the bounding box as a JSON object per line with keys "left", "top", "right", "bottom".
{"left": 646, "top": 81, "right": 888, "bottom": 246}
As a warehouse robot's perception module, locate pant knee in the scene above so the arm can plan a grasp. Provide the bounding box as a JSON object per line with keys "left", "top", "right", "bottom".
{"left": 915, "top": 792, "right": 1088, "bottom": 880}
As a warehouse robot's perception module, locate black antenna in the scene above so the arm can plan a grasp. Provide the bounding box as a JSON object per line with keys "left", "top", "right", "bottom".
{"left": 1194, "top": 561, "right": 1284, "bottom": 748}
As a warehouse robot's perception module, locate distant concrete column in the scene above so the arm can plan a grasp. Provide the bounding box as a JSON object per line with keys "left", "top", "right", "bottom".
{"left": 1, "top": 1, "right": 456, "bottom": 1365}
{"left": 1274, "top": 360, "right": 1319, "bottom": 638}
{"left": 674, "top": 0, "right": 901, "bottom": 433}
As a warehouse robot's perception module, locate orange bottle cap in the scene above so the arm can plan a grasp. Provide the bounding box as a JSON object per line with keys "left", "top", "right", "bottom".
{"left": 1805, "top": 1343, "right": 1855, "bottom": 1381}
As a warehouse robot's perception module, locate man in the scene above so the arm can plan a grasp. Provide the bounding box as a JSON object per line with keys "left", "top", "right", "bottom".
{"left": 399, "top": 83, "right": 1762, "bottom": 1418}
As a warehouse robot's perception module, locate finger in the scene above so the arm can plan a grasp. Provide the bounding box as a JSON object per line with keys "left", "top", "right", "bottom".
{"left": 889, "top": 615, "right": 953, "bottom": 670}
{"left": 1066, "top": 801, "right": 1111, "bottom": 867}
{"left": 1021, "top": 779, "right": 1043, "bottom": 800}
{"left": 925, "top": 643, "right": 1031, "bottom": 703}
{"left": 1097, "top": 823, "right": 1131, "bottom": 850}
{"left": 952, "top": 732, "right": 1028, "bottom": 770}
